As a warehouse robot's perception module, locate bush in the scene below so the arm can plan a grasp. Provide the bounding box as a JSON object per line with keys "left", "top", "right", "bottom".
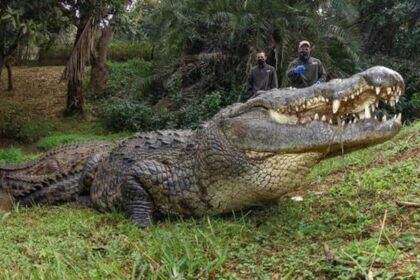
{"left": 16, "top": 120, "right": 55, "bottom": 144}
{"left": 98, "top": 98, "right": 172, "bottom": 132}
{"left": 109, "top": 41, "right": 153, "bottom": 62}
{"left": 96, "top": 58, "right": 153, "bottom": 100}
{"left": 0, "top": 114, "right": 24, "bottom": 140}
{"left": 0, "top": 106, "right": 55, "bottom": 144}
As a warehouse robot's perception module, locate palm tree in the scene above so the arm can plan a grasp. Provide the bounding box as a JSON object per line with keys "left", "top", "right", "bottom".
{"left": 148, "top": 0, "right": 362, "bottom": 93}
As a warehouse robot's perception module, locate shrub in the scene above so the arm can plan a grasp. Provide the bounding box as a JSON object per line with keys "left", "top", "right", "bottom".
{"left": 0, "top": 114, "right": 24, "bottom": 140}
{"left": 99, "top": 98, "right": 169, "bottom": 132}
{"left": 97, "top": 58, "right": 153, "bottom": 100}
{"left": 108, "top": 41, "right": 153, "bottom": 62}
{"left": 16, "top": 120, "right": 55, "bottom": 143}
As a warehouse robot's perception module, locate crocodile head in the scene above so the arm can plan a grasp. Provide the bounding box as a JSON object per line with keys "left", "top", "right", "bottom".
{"left": 217, "top": 66, "right": 404, "bottom": 157}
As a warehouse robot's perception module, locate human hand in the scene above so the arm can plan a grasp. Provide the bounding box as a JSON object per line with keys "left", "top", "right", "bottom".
{"left": 293, "top": 65, "right": 305, "bottom": 74}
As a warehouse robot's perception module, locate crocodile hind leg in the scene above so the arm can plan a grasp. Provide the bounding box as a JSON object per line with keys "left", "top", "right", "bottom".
{"left": 122, "top": 175, "right": 154, "bottom": 228}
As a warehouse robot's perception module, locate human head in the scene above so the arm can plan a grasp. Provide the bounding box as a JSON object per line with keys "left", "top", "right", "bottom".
{"left": 256, "top": 51, "right": 266, "bottom": 67}
{"left": 298, "top": 41, "right": 311, "bottom": 61}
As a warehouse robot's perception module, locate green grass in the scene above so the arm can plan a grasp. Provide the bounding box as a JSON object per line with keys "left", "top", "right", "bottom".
{"left": 0, "top": 148, "right": 40, "bottom": 164}
{"left": 0, "top": 122, "right": 419, "bottom": 279}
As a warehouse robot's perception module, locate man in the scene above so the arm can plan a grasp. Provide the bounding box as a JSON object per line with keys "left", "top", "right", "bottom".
{"left": 287, "top": 40, "right": 327, "bottom": 88}
{"left": 246, "top": 51, "right": 278, "bottom": 98}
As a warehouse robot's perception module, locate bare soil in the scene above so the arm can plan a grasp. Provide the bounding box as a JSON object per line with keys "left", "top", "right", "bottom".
{"left": 0, "top": 66, "right": 67, "bottom": 118}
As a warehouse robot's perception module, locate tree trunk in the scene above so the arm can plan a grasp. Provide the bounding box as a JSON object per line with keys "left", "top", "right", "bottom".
{"left": 6, "top": 62, "right": 13, "bottom": 91}
{"left": 66, "top": 79, "right": 84, "bottom": 115}
{"left": 65, "top": 18, "right": 89, "bottom": 115}
{"left": 0, "top": 57, "right": 3, "bottom": 92}
{"left": 89, "top": 25, "right": 114, "bottom": 94}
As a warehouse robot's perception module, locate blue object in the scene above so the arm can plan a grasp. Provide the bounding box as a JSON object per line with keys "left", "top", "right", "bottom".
{"left": 314, "top": 80, "right": 321, "bottom": 85}
{"left": 293, "top": 65, "right": 305, "bottom": 74}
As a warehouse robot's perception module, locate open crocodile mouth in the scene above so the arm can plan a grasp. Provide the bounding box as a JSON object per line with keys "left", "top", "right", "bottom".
{"left": 269, "top": 84, "right": 403, "bottom": 126}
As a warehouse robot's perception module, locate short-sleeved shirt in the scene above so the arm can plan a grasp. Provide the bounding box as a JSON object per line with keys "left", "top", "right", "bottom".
{"left": 287, "top": 57, "right": 327, "bottom": 88}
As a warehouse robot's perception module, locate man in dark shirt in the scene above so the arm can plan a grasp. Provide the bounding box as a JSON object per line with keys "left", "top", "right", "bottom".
{"left": 287, "top": 40, "right": 327, "bottom": 88}
{"left": 246, "top": 51, "right": 278, "bottom": 98}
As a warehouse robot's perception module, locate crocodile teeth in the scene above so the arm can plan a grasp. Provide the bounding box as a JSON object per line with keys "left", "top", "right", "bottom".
{"left": 386, "top": 87, "right": 392, "bottom": 95}
{"left": 396, "top": 96, "right": 400, "bottom": 103}
{"left": 371, "top": 105, "right": 376, "bottom": 112}
{"left": 365, "top": 105, "right": 371, "bottom": 119}
{"left": 341, "top": 120, "right": 345, "bottom": 125}
{"left": 321, "top": 115, "right": 327, "bottom": 121}
{"left": 329, "top": 119, "right": 333, "bottom": 124}
{"left": 351, "top": 94, "right": 355, "bottom": 99}
{"left": 375, "top": 86, "right": 381, "bottom": 95}
{"left": 396, "top": 113, "right": 402, "bottom": 123}
{"left": 390, "top": 98, "right": 396, "bottom": 107}
{"left": 314, "top": 113, "right": 319, "bottom": 120}
{"left": 332, "top": 99, "right": 341, "bottom": 114}
{"left": 382, "top": 115, "right": 387, "bottom": 122}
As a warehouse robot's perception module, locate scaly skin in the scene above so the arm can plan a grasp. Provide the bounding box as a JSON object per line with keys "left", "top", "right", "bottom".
{"left": 0, "top": 141, "right": 116, "bottom": 208}
{"left": 0, "top": 66, "right": 405, "bottom": 227}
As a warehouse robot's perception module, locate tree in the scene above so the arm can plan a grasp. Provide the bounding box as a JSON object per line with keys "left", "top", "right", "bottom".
{"left": 0, "top": 1, "right": 70, "bottom": 93}
{"left": 146, "top": 0, "right": 361, "bottom": 99}
{"left": 88, "top": 24, "right": 114, "bottom": 93}
{"left": 61, "top": 0, "right": 128, "bottom": 115}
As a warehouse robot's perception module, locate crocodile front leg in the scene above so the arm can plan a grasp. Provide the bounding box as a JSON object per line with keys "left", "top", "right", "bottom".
{"left": 122, "top": 174, "right": 154, "bottom": 228}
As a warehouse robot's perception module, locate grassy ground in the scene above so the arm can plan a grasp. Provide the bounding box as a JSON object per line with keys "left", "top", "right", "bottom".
{"left": 0, "top": 67, "right": 419, "bottom": 279}
{"left": 0, "top": 121, "right": 418, "bottom": 279}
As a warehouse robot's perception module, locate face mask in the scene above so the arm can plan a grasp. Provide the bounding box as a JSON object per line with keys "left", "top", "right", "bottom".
{"left": 299, "top": 51, "right": 310, "bottom": 61}
{"left": 257, "top": 58, "right": 265, "bottom": 66}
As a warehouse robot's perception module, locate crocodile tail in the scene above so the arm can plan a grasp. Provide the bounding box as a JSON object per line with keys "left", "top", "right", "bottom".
{"left": 0, "top": 172, "right": 82, "bottom": 206}
{"left": 0, "top": 160, "right": 40, "bottom": 178}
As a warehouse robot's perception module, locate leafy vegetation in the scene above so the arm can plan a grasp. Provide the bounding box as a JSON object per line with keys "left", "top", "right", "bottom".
{"left": 0, "top": 121, "right": 418, "bottom": 279}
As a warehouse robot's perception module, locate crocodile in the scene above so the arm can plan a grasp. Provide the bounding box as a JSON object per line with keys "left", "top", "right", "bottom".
{"left": 0, "top": 66, "right": 404, "bottom": 227}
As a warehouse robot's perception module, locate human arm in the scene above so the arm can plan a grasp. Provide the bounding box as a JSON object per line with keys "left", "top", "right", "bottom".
{"left": 318, "top": 61, "right": 327, "bottom": 82}
{"left": 271, "top": 67, "right": 278, "bottom": 89}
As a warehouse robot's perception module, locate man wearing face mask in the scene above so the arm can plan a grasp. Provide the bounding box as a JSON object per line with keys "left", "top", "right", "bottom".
{"left": 246, "top": 51, "right": 278, "bottom": 99}
{"left": 287, "top": 41, "right": 327, "bottom": 88}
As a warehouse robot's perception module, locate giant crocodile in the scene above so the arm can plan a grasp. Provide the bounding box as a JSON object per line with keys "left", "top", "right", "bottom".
{"left": 0, "top": 66, "right": 404, "bottom": 227}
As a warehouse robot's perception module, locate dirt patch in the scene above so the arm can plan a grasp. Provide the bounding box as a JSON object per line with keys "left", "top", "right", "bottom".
{"left": 0, "top": 66, "right": 66, "bottom": 119}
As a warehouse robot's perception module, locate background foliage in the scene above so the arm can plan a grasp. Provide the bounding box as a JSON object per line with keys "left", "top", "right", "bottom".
{"left": 1, "top": 0, "right": 419, "bottom": 134}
